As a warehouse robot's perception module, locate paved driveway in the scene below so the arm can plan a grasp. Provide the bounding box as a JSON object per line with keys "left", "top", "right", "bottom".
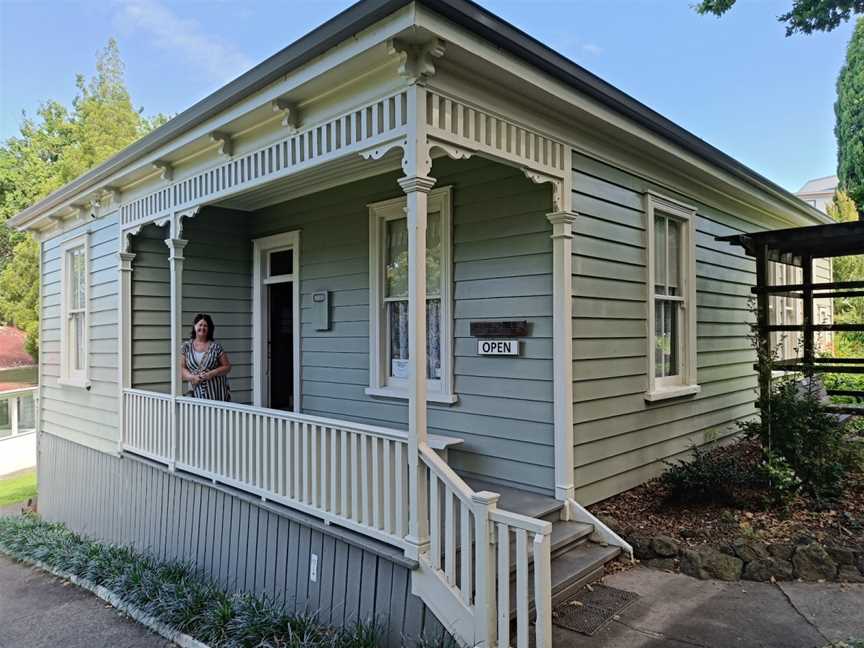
{"left": 555, "top": 567, "right": 864, "bottom": 647}
{"left": 0, "top": 555, "right": 171, "bottom": 648}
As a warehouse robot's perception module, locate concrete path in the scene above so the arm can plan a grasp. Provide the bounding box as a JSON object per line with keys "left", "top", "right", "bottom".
{"left": 554, "top": 567, "right": 864, "bottom": 647}
{"left": 0, "top": 555, "right": 171, "bottom": 648}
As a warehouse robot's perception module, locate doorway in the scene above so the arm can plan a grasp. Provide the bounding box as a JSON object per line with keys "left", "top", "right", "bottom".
{"left": 268, "top": 282, "right": 294, "bottom": 410}
{"left": 252, "top": 231, "right": 300, "bottom": 411}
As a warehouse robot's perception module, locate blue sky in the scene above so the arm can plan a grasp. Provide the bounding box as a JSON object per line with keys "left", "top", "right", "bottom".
{"left": 0, "top": 0, "right": 855, "bottom": 193}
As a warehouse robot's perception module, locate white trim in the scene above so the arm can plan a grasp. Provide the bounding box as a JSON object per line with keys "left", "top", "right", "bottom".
{"left": 644, "top": 192, "right": 698, "bottom": 400}
{"left": 252, "top": 230, "right": 301, "bottom": 411}
{"left": 58, "top": 232, "right": 90, "bottom": 389}
{"left": 366, "top": 186, "right": 454, "bottom": 403}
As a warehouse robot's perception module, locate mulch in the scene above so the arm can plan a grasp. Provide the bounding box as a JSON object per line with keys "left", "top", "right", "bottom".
{"left": 590, "top": 439, "right": 864, "bottom": 552}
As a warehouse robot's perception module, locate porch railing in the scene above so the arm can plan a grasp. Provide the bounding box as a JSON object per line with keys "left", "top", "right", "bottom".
{"left": 122, "top": 388, "right": 553, "bottom": 647}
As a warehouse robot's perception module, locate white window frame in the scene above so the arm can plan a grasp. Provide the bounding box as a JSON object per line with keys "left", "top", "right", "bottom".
{"left": 366, "top": 186, "right": 456, "bottom": 404}
{"left": 645, "top": 193, "right": 699, "bottom": 401}
{"left": 59, "top": 233, "right": 90, "bottom": 388}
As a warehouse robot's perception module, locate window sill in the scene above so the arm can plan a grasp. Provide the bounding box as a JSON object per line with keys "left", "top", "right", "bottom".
{"left": 364, "top": 386, "right": 459, "bottom": 405}
{"left": 57, "top": 377, "right": 90, "bottom": 390}
{"left": 644, "top": 384, "right": 700, "bottom": 402}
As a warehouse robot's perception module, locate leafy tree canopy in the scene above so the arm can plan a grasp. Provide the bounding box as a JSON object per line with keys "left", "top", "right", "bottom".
{"left": 827, "top": 191, "right": 864, "bottom": 356}
{"left": 695, "top": 0, "right": 863, "bottom": 35}
{"left": 835, "top": 17, "right": 864, "bottom": 212}
{"left": 0, "top": 39, "right": 167, "bottom": 356}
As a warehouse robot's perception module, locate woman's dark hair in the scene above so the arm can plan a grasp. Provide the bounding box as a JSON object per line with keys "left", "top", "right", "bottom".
{"left": 189, "top": 313, "right": 215, "bottom": 341}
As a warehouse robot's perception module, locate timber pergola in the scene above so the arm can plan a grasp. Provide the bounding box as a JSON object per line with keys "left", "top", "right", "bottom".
{"left": 718, "top": 219, "right": 864, "bottom": 415}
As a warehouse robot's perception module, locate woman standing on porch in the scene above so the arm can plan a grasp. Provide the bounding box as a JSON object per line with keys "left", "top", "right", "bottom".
{"left": 181, "top": 313, "right": 232, "bottom": 401}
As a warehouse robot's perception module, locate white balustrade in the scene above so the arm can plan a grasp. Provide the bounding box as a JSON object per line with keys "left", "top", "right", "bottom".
{"left": 0, "top": 387, "right": 37, "bottom": 438}
{"left": 122, "top": 389, "right": 413, "bottom": 549}
{"left": 122, "top": 389, "right": 174, "bottom": 462}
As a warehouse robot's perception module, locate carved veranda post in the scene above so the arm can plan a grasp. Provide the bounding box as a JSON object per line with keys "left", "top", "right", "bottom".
{"left": 391, "top": 37, "right": 443, "bottom": 560}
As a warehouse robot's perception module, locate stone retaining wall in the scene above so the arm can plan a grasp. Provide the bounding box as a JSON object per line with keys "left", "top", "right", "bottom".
{"left": 601, "top": 517, "right": 864, "bottom": 583}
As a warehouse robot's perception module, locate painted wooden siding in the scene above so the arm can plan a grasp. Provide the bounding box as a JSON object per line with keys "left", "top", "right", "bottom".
{"left": 37, "top": 430, "right": 448, "bottom": 647}
{"left": 249, "top": 157, "right": 555, "bottom": 493}
{"left": 41, "top": 214, "right": 120, "bottom": 453}
{"left": 570, "top": 151, "right": 776, "bottom": 504}
{"left": 130, "top": 210, "right": 253, "bottom": 403}
{"left": 131, "top": 222, "right": 170, "bottom": 393}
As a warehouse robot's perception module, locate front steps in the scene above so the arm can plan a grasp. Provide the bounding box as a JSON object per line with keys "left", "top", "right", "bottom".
{"left": 462, "top": 478, "right": 622, "bottom": 613}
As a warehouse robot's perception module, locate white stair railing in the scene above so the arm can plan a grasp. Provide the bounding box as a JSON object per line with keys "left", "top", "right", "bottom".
{"left": 123, "top": 389, "right": 174, "bottom": 462}
{"left": 418, "top": 444, "right": 553, "bottom": 648}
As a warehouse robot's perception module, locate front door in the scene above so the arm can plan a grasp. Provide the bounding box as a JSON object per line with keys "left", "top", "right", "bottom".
{"left": 253, "top": 230, "right": 300, "bottom": 411}
{"left": 268, "top": 282, "right": 294, "bottom": 410}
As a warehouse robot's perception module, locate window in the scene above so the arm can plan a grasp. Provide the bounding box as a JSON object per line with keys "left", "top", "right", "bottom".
{"left": 367, "top": 187, "right": 455, "bottom": 403}
{"left": 768, "top": 261, "right": 802, "bottom": 361}
{"left": 645, "top": 194, "right": 699, "bottom": 401}
{"left": 60, "top": 234, "right": 90, "bottom": 387}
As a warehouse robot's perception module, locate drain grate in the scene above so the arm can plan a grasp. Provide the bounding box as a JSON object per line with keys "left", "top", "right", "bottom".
{"left": 552, "top": 584, "right": 638, "bottom": 636}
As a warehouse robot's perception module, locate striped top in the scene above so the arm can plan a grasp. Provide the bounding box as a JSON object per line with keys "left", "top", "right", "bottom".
{"left": 181, "top": 340, "right": 230, "bottom": 401}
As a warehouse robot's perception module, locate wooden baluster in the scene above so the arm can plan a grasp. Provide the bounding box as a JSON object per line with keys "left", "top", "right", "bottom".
{"left": 383, "top": 439, "right": 393, "bottom": 534}
{"left": 394, "top": 442, "right": 404, "bottom": 537}
{"left": 371, "top": 436, "right": 381, "bottom": 530}
{"left": 497, "top": 523, "right": 511, "bottom": 648}
{"left": 269, "top": 417, "right": 277, "bottom": 494}
{"left": 292, "top": 421, "right": 300, "bottom": 500}
{"left": 340, "top": 429, "right": 349, "bottom": 517}
{"left": 311, "top": 424, "right": 319, "bottom": 507}
{"left": 303, "top": 422, "right": 311, "bottom": 504}
{"left": 330, "top": 427, "right": 338, "bottom": 514}
{"left": 460, "top": 501, "right": 472, "bottom": 604}
{"left": 350, "top": 432, "right": 359, "bottom": 521}
{"left": 429, "top": 473, "right": 440, "bottom": 569}
{"left": 515, "top": 529, "right": 529, "bottom": 648}
{"left": 444, "top": 489, "right": 455, "bottom": 585}
{"left": 361, "top": 434, "right": 370, "bottom": 525}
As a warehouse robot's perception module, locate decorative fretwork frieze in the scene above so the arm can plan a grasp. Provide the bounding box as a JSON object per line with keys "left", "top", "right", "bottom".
{"left": 425, "top": 90, "right": 566, "bottom": 178}
{"left": 121, "top": 90, "right": 409, "bottom": 228}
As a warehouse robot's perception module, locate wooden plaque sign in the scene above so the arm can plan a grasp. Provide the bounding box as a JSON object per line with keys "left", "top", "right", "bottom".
{"left": 469, "top": 320, "right": 529, "bottom": 337}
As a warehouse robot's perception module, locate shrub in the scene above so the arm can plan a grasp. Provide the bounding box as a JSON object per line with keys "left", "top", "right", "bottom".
{"left": 0, "top": 514, "right": 389, "bottom": 648}
{"left": 739, "top": 378, "right": 852, "bottom": 502}
{"left": 661, "top": 443, "right": 754, "bottom": 505}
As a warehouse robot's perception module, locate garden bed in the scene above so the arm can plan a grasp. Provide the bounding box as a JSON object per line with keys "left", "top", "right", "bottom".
{"left": 591, "top": 439, "right": 864, "bottom": 583}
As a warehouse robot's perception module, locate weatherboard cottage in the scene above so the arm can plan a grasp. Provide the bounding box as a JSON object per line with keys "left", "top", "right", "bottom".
{"left": 7, "top": 1, "right": 831, "bottom": 645}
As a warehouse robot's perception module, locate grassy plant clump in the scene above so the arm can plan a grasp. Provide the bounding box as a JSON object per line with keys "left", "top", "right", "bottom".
{"left": 0, "top": 514, "right": 382, "bottom": 647}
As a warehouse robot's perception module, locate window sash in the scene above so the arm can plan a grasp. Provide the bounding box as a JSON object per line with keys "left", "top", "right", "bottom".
{"left": 60, "top": 235, "right": 89, "bottom": 386}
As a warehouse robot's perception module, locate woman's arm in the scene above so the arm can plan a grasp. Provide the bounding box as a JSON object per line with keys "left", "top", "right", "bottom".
{"left": 180, "top": 352, "right": 201, "bottom": 384}
{"left": 202, "top": 351, "right": 232, "bottom": 381}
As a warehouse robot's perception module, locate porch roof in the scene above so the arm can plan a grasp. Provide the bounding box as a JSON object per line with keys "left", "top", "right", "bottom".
{"left": 8, "top": 0, "right": 829, "bottom": 231}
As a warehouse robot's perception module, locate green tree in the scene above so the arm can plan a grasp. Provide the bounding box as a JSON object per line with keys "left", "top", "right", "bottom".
{"left": 695, "top": 0, "right": 863, "bottom": 35}
{"left": 835, "top": 17, "right": 864, "bottom": 213}
{"left": 0, "top": 39, "right": 164, "bottom": 356}
{"left": 827, "top": 191, "right": 864, "bottom": 356}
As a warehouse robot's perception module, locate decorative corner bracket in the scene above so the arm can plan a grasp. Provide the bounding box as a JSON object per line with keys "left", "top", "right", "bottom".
{"left": 104, "top": 186, "right": 122, "bottom": 206}
{"left": 153, "top": 160, "right": 174, "bottom": 182}
{"left": 174, "top": 205, "right": 202, "bottom": 239}
{"left": 522, "top": 168, "right": 566, "bottom": 212}
{"left": 271, "top": 98, "right": 301, "bottom": 130}
{"left": 209, "top": 131, "right": 233, "bottom": 157}
{"left": 388, "top": 37, "right": 445, "bottom": 84}
{"left": 358, "top": 139, "right": 406, "bottom": 163}
{"left": 121, "top": 223, "right": 146, "bottom": 253}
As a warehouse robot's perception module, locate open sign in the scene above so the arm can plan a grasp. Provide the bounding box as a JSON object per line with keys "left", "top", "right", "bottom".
{"left": 477, "top": 339, "right": 518, "bottom": 356}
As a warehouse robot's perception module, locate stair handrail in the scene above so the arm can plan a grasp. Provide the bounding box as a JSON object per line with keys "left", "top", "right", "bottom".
{"left": 417, "top": 443, "right": 553, "bottom": 648}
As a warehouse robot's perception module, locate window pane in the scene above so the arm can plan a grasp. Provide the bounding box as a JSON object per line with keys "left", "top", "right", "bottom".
{"left": 0, "top": 400, "right": 10, "bottom": 439}
{"left": 388, "top": 300, "right": 409, "bottom": 378}
{"left": 269, "top": 249, "right": 293, "bottom": 276}
{"left": 386, "top": 219, "right": 408, "bottom": 299}
{"left": 17, "top": 395, "right": 35, "bottom": 430}
{"left": 667, "top": 219, "right": 680, "bottom": 295}
{"left": 654, "top": 216, "right": 666, "bottom": 295}
{"left": 387, "top": 299, "right": 442, "bottom": 380}
{"left": 73, "top": 313, "right": 85, "bottom": 371}
{"left": 69, "top": 247, "right": 86, "bottom": 310}
{"left": 427, "top": 211, "right": 441, "bottom": 296}
{"left": 427, "top": 298, "right": 441, "bottom": 379}
{"left": 655, "top": 300, "right": 679, "bottom": 378}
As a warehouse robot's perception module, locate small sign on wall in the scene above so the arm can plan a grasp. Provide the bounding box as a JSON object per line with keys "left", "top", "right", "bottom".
{"left": 477, "top": 339, "right": 519, "bottom": 356}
